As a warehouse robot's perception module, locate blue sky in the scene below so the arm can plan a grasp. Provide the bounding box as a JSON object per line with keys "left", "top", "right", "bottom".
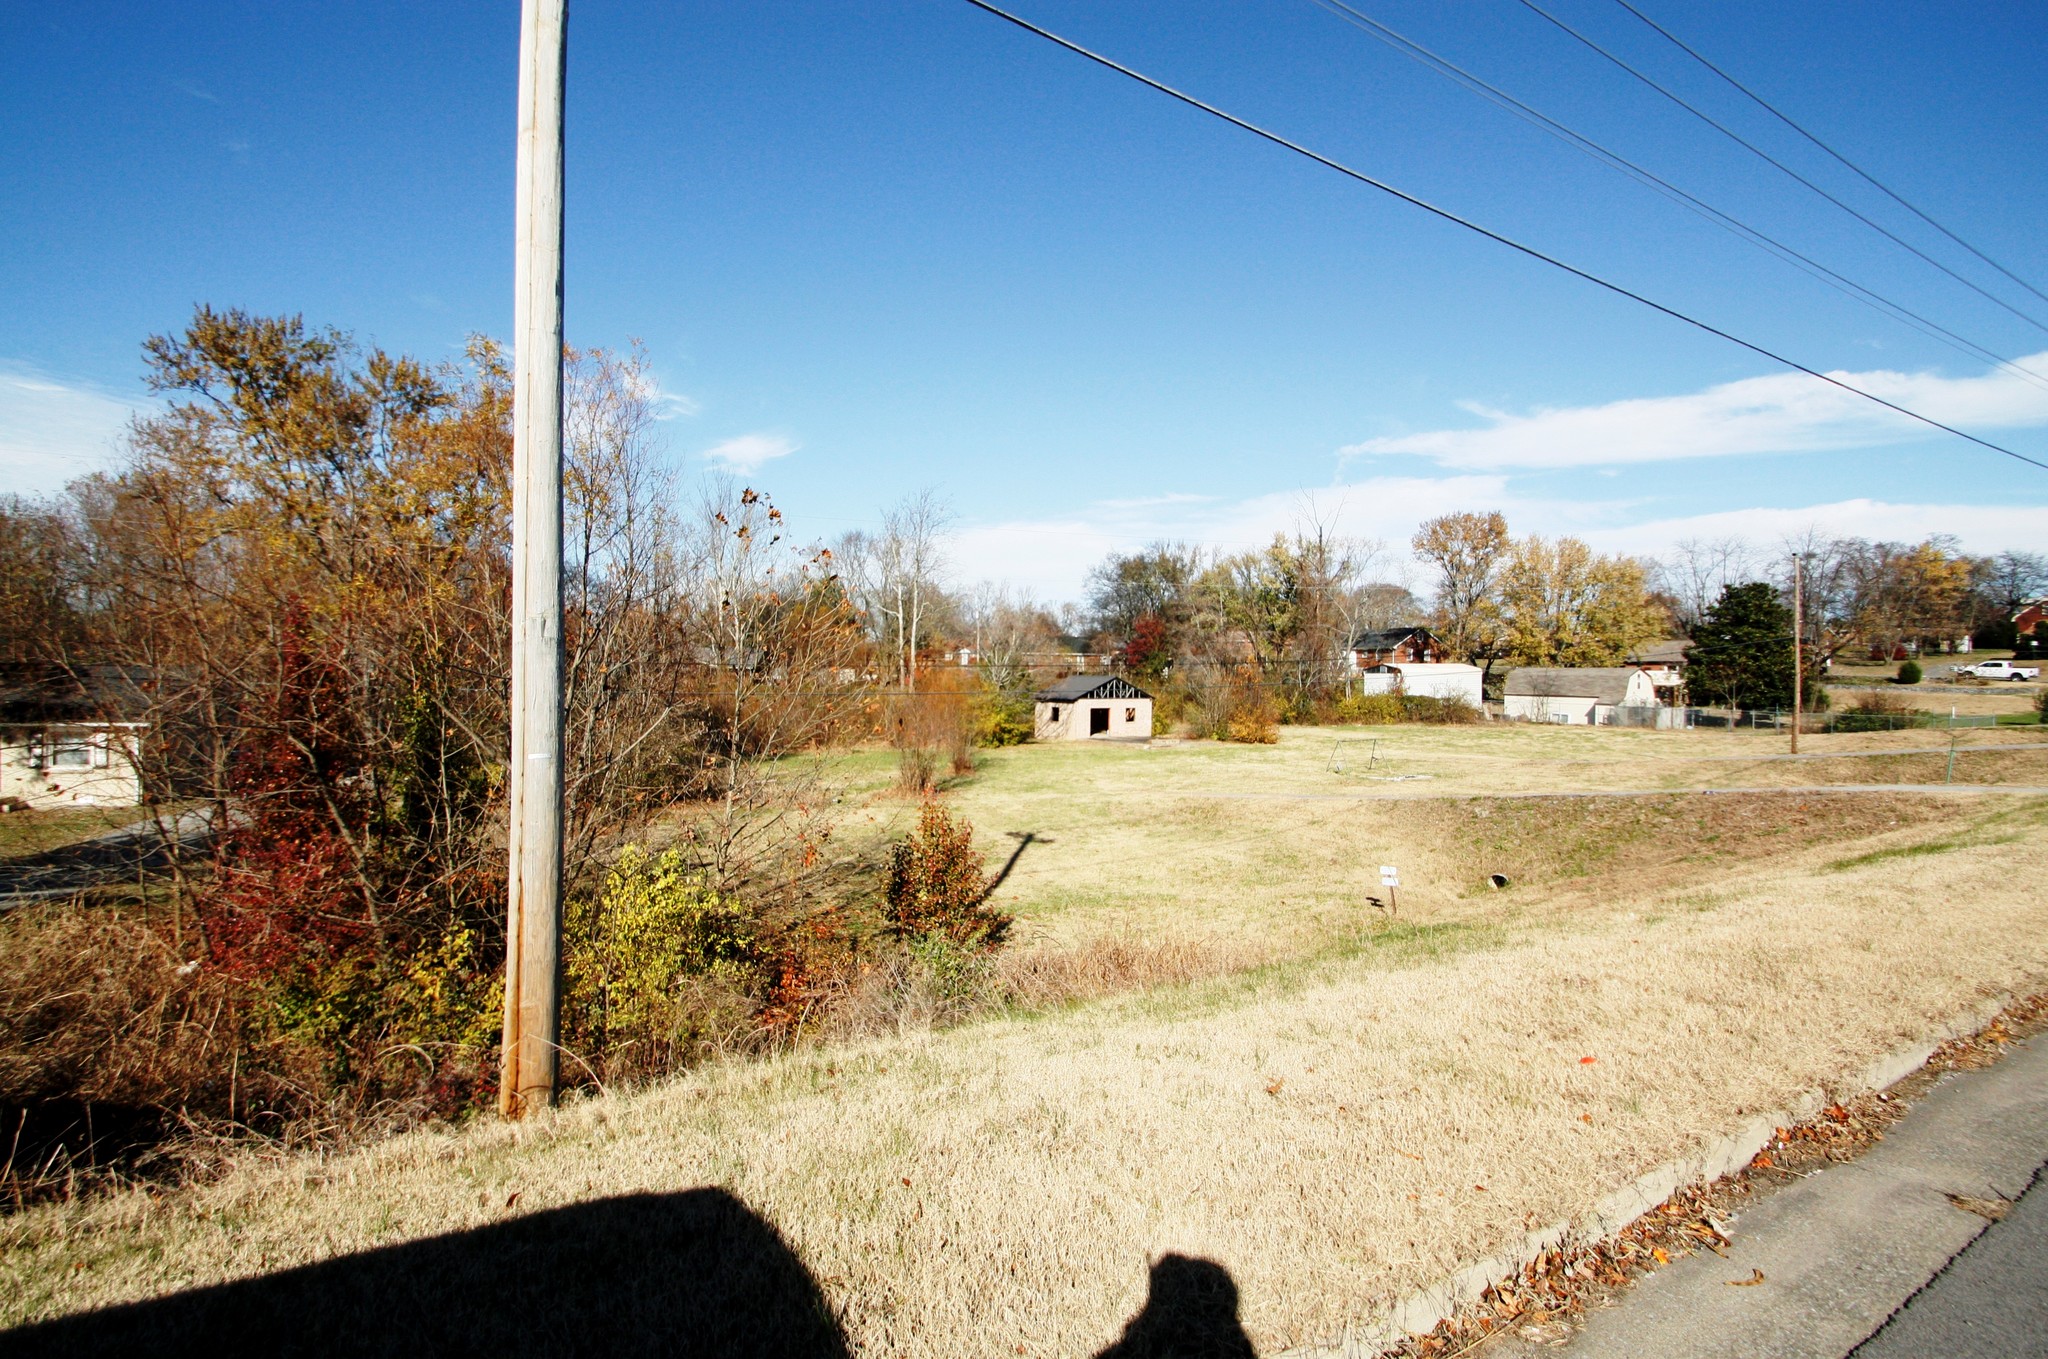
{"left": 4, "top": 0, "right": 2045, "bottom": 597}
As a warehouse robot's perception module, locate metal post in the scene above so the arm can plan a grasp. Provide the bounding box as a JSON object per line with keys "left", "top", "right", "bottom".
{"left": 501, "top": 0, "right": 567, "bottom": 1119}
{"left": 1791, "top": 553, "right": 1803, "bottom": 755}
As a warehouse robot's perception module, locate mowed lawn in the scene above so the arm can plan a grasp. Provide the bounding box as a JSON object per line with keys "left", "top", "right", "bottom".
{"left": 6, "top": 725, "right": 2048, "bottom": 1356}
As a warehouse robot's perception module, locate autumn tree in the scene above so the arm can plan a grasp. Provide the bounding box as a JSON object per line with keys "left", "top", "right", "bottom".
{"left": 1497, "top": 536, "right": 1665, "bottom": 667}
{"left": 1843, "top": 538, "right": 1974, "bottom": 657}
{"left": 1085, "top": 542, "right": 1206, "bottom": 661}
{"left": 1412, "top": 511, "right": 1510, "bottom": 664}
{"left": 0, "top": 496, "right": 86, "bottom": 664}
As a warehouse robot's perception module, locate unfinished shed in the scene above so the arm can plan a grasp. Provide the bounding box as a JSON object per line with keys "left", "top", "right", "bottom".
{"left": 1032, "top": 675, "right": 1153, "bottom": 742}
{"left": 1502, "top": 667, "right": 1659, "bottom": 725}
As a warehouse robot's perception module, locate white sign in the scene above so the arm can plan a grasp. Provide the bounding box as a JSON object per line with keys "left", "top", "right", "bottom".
{"left": 1379, "top": 865, "right": 1399, "bottom": 887}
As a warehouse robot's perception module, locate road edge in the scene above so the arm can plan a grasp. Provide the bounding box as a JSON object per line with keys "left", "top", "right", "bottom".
{"left": 1279, "top": 989, "right": 2022, "bottom": 1358}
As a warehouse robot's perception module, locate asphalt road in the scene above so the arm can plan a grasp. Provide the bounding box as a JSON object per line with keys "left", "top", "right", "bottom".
{"left": 1854, "top": 1158, "right": 2048, "bottom": 1358}
{"left": 1531, "top": 1033, "right": 2048, "bottom": 1359}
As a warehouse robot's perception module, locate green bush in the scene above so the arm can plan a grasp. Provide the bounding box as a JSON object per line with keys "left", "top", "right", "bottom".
{"left": 1400, "top": 695, "right": 1481, "bottom": 725}
{"left": 1331, "top": 693, "right": 1481, "bottom": 725}
{"left": 972, "top": 689, "right": 1034, "bottom": 747}
{"left": 1896, "top": 660, "right": 1922, "bottom": 684}
{"left": 2036, "top": 687, "right": 2048, "bottom": 723}
{"left": 1333, "top": 693, "right": 1404, "bottom": 725}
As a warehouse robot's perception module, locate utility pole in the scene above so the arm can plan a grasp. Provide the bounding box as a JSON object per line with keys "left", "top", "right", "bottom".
{"left": 501, "top": 0, "right": 567, "bottom": 1119}
{"left": 1790, "top": 553, "right": 1804, "bottom": 756}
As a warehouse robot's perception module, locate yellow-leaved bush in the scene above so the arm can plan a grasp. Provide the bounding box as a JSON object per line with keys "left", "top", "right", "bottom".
{"left": 563, "top": 846, "right": 767, "bottom": 1080}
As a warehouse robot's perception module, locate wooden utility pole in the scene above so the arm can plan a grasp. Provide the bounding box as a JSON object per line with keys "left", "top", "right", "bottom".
{"left": 1790, "top": 553, "right": 1804, "bottom": 756}
{"left": 501, "top": 0, "right": 568, "bottom": 1118}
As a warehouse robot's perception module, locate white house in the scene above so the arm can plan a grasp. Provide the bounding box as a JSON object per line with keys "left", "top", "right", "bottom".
{"left": 1356, "top": 662, "right": 1484, "bottom": 707}
{"left": 1502, "top": 667, "right": 1661, "bottom": 726}
{"left": 1032, "top": 675, "right": 1153, "bottom": 742}
{"left": 0, "top": 665, "right": 150, "bottom": 809}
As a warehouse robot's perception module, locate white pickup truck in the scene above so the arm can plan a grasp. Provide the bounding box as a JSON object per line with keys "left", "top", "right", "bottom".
{"left": 1954, "top": 659, "right": 2041, "bottom": 681}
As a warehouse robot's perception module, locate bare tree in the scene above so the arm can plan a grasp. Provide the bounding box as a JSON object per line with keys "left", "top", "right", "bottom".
{"left": 837, "top": 490, "right": 952, "bottom": 690}
{"left": 963, "top": 584, "right": 1059, "bottom": 692}
{"left": 1656, "top": 537, "right": 1756, "bottom": 634}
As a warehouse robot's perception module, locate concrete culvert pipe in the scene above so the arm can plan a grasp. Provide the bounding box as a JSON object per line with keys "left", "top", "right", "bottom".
{"left": 1487, "top": 873, "right": 1509, "bottom": 890}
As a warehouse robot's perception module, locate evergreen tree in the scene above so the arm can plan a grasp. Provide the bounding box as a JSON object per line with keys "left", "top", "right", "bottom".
{"left": 1687, "top": 582, "right": 1797, "bottom": 710}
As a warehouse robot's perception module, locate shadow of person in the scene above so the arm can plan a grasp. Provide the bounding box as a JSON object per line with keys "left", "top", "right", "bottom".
{"left": 2, "top": 1187, "right": 848, "bottom": 1359}
{"left": 1094, "top": 1253, "right": 1258, "bottom": 1359}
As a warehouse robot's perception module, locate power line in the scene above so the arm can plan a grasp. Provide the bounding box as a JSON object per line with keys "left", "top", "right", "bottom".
{"left": 956, "top": 0, "right": 2048, "bottom": 473}
{"left": 1302, "top": 0, "right": 2048, "bottom": 393}
{"left": 1608, "top": 0, "right": 2048, "bottom": 313}
{"left": 1512, "top": 0, "right": 2048, "bottom": 337}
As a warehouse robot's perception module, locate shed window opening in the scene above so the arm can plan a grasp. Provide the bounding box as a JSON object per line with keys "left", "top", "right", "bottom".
{"left": 1050, "top": 706, "right": 1061, "bottom": 722}
{"left": 49, "top": 734, "right": 93, "bottom": 769}
{"left": 1124, "top": 707, "right": 1136, "bottom": 722}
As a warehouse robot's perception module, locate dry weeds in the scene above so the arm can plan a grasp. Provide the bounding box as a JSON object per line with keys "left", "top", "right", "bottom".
{"left": 5, "top": 797, "right": 2047, "bottom": 1355}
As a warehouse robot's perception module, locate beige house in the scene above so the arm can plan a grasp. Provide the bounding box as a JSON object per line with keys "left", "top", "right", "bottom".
{"left": 1032, "top": 675, "right": 1152, "bottom": 742}
{"left": 1502, "top": 667, "right": 1661, "bottom": 726}
{"left": 0, "top": 665, "right": 150, "bottom": 810}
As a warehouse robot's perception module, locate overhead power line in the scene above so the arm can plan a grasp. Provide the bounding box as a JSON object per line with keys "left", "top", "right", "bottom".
{"left": 1609, "top": 0, "right": 2048, "bottom": 313}
{"left": 1512, "top": 0, "right": 2048, "bottom": 337}
{"left": 955, "top": 0, "right": 2048, "bottom": 473}
{"left": 1302, "top": 0, "right": 2048, "bottom": 393}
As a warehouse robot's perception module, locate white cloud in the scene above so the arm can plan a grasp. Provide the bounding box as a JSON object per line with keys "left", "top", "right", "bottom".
{"left": 946, "top": 477, "right": 2048, "bottom": 604}
{"left": 629, "top": 371, "right": 699, "bottom": 421}
{"left": 700, "top": 431, "right": 796, "bottom": 473}
{"left": 1340, "top": 352, "right": 2048, "bottom": 470}
{"left": 1577, "top": 498, "right": 2048, "bottom": 561}
{"left": 0, "top": 365, "right": 146, "bottom": 497}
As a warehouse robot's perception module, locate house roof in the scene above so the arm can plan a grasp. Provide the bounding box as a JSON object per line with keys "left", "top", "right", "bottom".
{"left": 1348, "top": 626, "right": 1435, "bottom": 651}
{"left": 0, "top": 664, "right": 155, "bottom": 726}
{"left": 1032, "top": 674, "right": 1152, "bottom": 703}
{"left": 1361, "top": 662, "right": 1482, "bottom": 677}
{"left": 1630, "top": 639, "right": 1691, "bottom": 666}
{"left": 1503, "top": 667, "right": 1646, "bottom": 705}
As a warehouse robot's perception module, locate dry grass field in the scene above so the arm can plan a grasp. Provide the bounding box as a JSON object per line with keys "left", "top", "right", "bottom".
{"left": 6, "top": 723, "right": 2047, "bottom": 1355}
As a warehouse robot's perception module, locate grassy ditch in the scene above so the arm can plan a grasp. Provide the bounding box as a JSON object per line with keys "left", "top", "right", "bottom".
{"left": 4, "top": 806, "right": 2045, "bottom": 1356}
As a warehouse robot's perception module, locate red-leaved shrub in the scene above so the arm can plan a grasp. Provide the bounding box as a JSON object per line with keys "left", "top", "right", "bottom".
{"left": 882, "top": 798, "right": 1007, "bottom": 948}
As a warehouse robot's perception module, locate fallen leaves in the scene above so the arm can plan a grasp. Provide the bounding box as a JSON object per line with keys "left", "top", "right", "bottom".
{"left": 1946, "top": 1193, "right": 2010, "bottom": 1222}
{"left": 1381, "top": 991, "right": 2048, "bottom": 1359}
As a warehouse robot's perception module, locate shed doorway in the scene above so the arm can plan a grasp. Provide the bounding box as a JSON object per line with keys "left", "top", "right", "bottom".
{"left": 1089, "top": 706, "right": 1110, "bottom": 735}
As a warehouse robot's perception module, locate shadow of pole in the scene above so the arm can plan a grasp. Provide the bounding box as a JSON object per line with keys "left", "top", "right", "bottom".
{"left": 1093, "top": 1254, "right": 1259, "bottom": 1359}
{"left": 981, "top": 830, "right": 1047, "bottom": 901}
{"left": 4, "top": 1189, "right": 850, "bottom": 1359}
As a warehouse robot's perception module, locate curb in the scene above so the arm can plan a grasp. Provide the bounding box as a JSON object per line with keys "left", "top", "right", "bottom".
{"left": 1280, "top": 991, "right": 2017, "bottom": 1358}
